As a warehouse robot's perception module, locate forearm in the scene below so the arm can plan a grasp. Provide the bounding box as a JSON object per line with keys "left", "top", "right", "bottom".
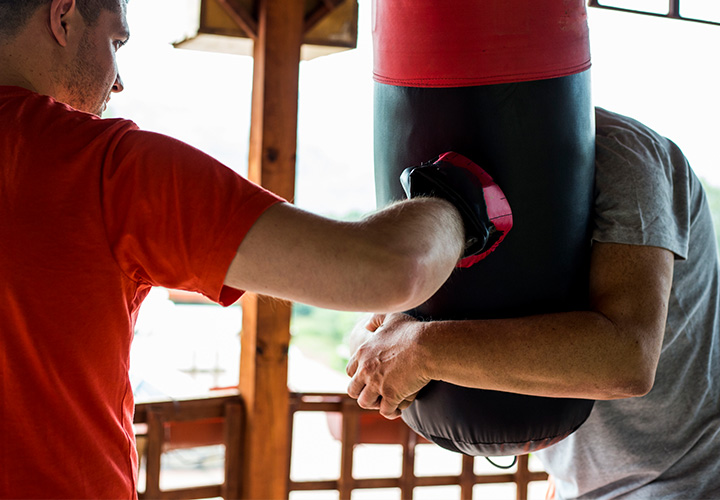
{"left": 418, "top": 312, "right": 656, "bottom": 400}
{"left": 347, "top": 244, "right": 671, "bottom": 415}
{"left": 356, "top": 197, "right": 464, "bottom": 309}
{"left": 226, "top": 199, "right": 463, "bottom": 312}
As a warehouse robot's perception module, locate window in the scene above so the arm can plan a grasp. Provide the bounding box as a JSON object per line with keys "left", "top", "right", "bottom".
{"left": 588, "top": 0, "right": 720, "bottom": 25}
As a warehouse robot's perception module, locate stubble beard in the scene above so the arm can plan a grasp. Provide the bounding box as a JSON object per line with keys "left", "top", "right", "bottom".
{"left": 61, "top": 30, "right": 113, "bottom": 117}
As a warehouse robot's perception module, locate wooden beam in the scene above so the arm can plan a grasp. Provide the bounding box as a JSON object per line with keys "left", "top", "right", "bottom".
{"left": 223, "top": 400, "right": 244, "bottom": 499}
{"left": 304, "top": 0, "right": 345, "bottom": 33}
{"left": 239, "top": 294, "right": 293, "bottom": 499}
{"left": 215, "top": 0, "right": 259, "bottom": 39}
{"left": 515, "top": 454, "right": 531, "bottom": 500}
{"left": 238, "top": 0, "right": 303, "bottom": 497}
{"left": 338, "top": 399, "right": 359, "bottom": 500}
{"left": 399, "top": 422, "right": 416, "bottom": 499}
{"left": 143, "top": 410, "right": 164, "bottom": 500}
{"left": 460, "top": 454, "right": 475, "bottom": 500}
{"left": 246, "top": 0, "right": 301, "bottom": 200}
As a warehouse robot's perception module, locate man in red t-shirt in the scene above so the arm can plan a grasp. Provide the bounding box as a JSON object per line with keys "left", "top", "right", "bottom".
{"left": 0, "top": 1, "right": 493, "bottom": 498}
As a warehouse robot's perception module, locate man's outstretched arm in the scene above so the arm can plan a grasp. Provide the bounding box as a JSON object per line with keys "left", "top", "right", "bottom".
{"left": 346, "top": 242, "right": 673, "bottom": 418}
{"left": 224, "top": 198, "right": 464, "bottom": 313}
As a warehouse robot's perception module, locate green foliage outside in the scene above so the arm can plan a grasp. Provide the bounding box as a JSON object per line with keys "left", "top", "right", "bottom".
{"left": 290, "top": 303, "right": 363, "bottom": 374}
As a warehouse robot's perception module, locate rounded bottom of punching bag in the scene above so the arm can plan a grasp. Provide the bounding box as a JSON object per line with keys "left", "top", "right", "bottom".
{"left": 402, "top": 381, "right": 594, "bottom": 457}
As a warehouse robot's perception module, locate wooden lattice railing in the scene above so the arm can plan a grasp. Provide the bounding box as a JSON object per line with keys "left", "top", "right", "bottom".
{"left": 134, "top": 391, "right": 548, "bottom": 499}
{"left": 288, "top": 392, "right": 548, "bottom": 500}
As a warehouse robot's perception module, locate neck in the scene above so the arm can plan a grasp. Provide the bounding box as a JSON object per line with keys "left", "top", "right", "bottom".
{"left": 0, "top": 47, "right": 39, "bottom": 93}
{"left": 0, "top": 74, "right": 37, "bottom": 93}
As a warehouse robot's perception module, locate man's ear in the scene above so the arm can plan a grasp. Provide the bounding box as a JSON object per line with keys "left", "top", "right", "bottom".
{"left": 49, "top": 0, "right": 79, "bottom": 48}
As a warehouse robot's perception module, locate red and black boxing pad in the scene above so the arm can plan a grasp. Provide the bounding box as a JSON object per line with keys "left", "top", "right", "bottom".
{"left": 373, "top": 0, "right": 596, "bottom": 456}
{"left": 400, "top": 152, "right": 512, "bottom": 266}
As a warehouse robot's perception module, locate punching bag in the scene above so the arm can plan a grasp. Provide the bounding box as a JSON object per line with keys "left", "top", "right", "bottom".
{"left": 373, "top": 0, "right": 596, "bottom": 456}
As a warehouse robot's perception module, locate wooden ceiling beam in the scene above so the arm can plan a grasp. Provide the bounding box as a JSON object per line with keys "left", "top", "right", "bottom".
{"left": 215, "top": 0, "right": 258, "bottom": 39}
{"left": 304, "top": 0, "right": 345, "bottom": 34}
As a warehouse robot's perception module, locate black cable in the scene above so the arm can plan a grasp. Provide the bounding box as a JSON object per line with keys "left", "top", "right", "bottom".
{"left": 485, "top": 456, "right": 518, "bottom": 470}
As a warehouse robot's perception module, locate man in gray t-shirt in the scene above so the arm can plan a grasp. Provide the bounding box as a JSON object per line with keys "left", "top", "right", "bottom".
{"left": 345, "top": 107, "right": 720, "bottom": 499}
{"left": 536, "top": 108, "right": 720, "bottom": 499}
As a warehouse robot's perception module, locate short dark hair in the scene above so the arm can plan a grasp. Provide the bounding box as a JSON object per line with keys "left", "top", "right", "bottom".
{"left": 0, "top": 0, "right": 124, "bottom": 39}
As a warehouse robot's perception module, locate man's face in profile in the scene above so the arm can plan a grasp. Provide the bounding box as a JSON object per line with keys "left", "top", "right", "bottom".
{"left": 57, "top": 2, "right": 129, "bottom": 116}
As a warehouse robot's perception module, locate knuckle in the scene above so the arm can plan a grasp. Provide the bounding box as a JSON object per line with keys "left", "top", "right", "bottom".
{"left": 380, "top": 408, "right": 398, "bottom": 420}
{"left": 358, "top": 397, "right": 375, "bottom": 409}
{"left": 346, "top": 380, "right": 361, "bottom": 398}
{"left": 381, "top": 386, "right": 398, "bottom": 404}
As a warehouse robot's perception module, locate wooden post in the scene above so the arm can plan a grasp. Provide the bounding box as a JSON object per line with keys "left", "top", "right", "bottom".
{"left": 460, "top": 454, "right": 475, "bottom": 500}
{"left": 399, "top": 424, "right": 416, "bottom": 499}
{"left": 238, "top": 0, "right": 303, "bottom": 498}
{"left": 144, "top": 410, "right": 164, "bottom": 500}
{"left": 515, "top": 455, "right": 530, "bottom": 500}
{"left": 338, "top": 399, "right": 360, "bottom": 500}
{"left": 223, "top": 400, "right": 244, "bottom": 499}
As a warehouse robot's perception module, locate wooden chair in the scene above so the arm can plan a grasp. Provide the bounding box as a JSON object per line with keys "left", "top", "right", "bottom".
{"left": 134, "top": 392, "right": 244, "bottom": 499}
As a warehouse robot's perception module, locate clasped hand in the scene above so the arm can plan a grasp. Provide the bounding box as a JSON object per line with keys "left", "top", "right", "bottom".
{"left": 346, "top": 313, "right": 432, "bottom": 419}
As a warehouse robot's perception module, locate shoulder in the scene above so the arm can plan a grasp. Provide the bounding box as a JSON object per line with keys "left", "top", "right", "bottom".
{"left": 593, "top": 107, "right": 691, "bottom": 191}
{"left": 592, "top": 107, "right": 695, "bottom": 258}
{"left": 594, "top": 107, "right": 681, "bottom": 171}
{"left": 13, "top": 87, "right": 137, "bottom": 137}
{"left": 2, "top": 87, "right": 139, "bottom": 178}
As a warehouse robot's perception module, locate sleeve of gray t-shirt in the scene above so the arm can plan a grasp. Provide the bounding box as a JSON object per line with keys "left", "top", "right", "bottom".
{"left": 592, "top": 108, "right": 691, "bottom": 259}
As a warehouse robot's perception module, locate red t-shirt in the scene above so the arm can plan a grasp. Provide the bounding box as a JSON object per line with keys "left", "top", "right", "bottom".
{"left": 0, "top": 86, "right": 283, "bottom": 498}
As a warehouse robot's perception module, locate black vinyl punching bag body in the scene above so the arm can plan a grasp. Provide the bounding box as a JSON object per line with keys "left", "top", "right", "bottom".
{"left": 373, "top": 0, "right": 596, "bottom": 456}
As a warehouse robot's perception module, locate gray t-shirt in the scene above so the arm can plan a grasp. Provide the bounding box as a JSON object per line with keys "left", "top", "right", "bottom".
{"left": 536, "top": 108, "right": 720, "bottom": 499}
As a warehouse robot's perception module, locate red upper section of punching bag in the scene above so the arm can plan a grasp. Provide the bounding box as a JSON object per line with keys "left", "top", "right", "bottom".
{"left": 373, "top": 0, "right": 591, "bottom": 87}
